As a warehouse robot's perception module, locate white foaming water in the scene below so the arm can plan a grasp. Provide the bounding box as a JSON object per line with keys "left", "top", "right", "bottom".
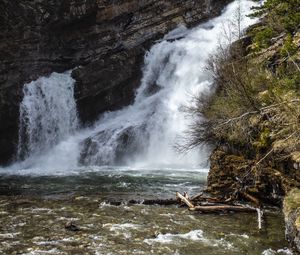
{"left": 7, "top": 0, "right": 257, "bottom": 173}
{"left": 76, "top": 0, "right": 257, "bottom": 169}
{"left": 144, "top": 229, "right": 234, "bottom": 249}
{"left": 144, "top": 230, "right": 205, "bottom": 244}
{"left": 261, "top": 248, "right": 293, "bottom": 255}
{"left": 17, "top": 72, "right": 78, "bottom": 161}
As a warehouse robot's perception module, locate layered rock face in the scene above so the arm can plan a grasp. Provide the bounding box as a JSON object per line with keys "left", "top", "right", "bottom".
{"left": 207, "top": 148, "right": 300, "bottom": 205}
{"left": 0, "top": 0, "right": 231, "bottom": 165}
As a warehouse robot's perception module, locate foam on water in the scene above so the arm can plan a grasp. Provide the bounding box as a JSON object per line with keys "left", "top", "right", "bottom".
{"left": 144, "top": 230, "right": 205, "bottom": 244}
{"left": 22, "top": 248, "right": 63, "bottom": 255}
{"left": 144, "top": 229, "right": 234, "bottom": 249}
{"left": 261, "top": 248, "right": 293, "bottom": 255}
{"left": 104, "top": 223, "right": 141, "bottom": 231}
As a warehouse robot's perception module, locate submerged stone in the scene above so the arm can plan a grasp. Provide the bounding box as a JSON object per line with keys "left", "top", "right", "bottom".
{"left": 65, "top": 221, "right": 80, "bottom": 232}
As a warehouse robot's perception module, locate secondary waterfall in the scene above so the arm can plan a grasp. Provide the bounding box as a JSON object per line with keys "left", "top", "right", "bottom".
{"left": 13, "top": 0, "right": 257, "bottom": 172}
{"left": 17, "top": 72, "right": 78, "bottom": 161}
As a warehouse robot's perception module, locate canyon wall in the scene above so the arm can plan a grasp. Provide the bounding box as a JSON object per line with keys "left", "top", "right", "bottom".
{"left": 0, "top": 0, "right": 231, "bottom": 165}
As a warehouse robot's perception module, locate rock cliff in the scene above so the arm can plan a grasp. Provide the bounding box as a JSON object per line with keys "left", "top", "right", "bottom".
{"left": 0, "top": 0, "right": 231, "bottom": 165}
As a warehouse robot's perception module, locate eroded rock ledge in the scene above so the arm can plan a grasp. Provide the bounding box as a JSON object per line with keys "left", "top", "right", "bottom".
{"left": 0, "top": 0, "right": 232, "bottom": 165}
{"left": 207, "top": 147, "right": 300, "bottom": 203}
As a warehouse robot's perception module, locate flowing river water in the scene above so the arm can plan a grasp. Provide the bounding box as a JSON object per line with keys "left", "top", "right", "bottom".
{"left": 0, "top": 0, "right": 293, "bottom": 254}
{"left": 0, "top": 169, "right": 291, "bottom": 255}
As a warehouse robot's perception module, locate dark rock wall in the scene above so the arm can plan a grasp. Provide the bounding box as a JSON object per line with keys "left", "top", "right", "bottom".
{"left": 0, "top": 0, "right": 231, "bottom": 165}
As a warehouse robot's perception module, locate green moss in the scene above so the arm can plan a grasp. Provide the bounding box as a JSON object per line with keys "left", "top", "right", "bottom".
{"left": 251, "top": 0, "right": 300, "bottom": 34}
{"left": 280, "top": 76, "right": 300, "bottom": 90}
{"left": 280, "top": 34, "right": 298, "bottom": 58}
{"left": 284, "top": 189, "right": 300, "bottom": 216}
{"left": 253, "top": 27, "right": 274, "bottom": 50}
{"left": 254, "top": 128, "right": 271, "bottom": 150}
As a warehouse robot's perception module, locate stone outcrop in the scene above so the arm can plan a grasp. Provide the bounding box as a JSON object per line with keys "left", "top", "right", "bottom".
{"left": 207, "top": 149, "right": 300, "bottom": 252}
{"left": 207, "top": 148, "right": 300, "bottom": 205}
{"left": 284, "top": 189, "right": 300, "bottom": 253}
{"left": 0, "top": 0, "right": 231, "bottom": 165}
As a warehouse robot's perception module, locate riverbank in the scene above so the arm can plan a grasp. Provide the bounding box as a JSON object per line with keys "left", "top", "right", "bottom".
{"left": 195, "top": 0, "right": 300, "bottom": 252}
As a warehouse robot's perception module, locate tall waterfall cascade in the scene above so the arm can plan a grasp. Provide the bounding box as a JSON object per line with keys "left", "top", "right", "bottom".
{"left": 12, "top": 0, "right": 257, "bottom": 172}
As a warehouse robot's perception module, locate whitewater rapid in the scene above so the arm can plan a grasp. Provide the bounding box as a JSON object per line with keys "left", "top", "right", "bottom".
{"left": 6, "top": 0, "right": 257, "bottom": 173}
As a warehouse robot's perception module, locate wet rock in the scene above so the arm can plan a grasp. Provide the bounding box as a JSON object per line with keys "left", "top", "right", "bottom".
{"left": 283, "top": 189, "right": 300, "bottom": 253}
{"left": 65, "top": 221, "right": 80, "bottom": 232}
{"left": 153, "top": 231, "right": 162, "bottom": 238}
{"left": 0, "top": 0, "right": 232, "bottom": 165}
{"left": 79, "top": 124, "right": 148, "bottom": 165}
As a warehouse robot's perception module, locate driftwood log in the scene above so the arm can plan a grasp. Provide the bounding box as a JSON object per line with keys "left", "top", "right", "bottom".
{"left": 176, "top": 192, "right": 263, "bottom": 230}
{"left": 189, "top": 205, "right": 256, "bottom": 212}
{"left": 176, "top": 192, "right": 195, "bottom": 208}
{"left": 256, "top": 208, "right": 263, "bottom": 230}
{"left": 239, "top": 192, "right": 263, "bottom": 230}
{"left": 239, "top": 192, "right": 261, "bottom": 207}
{"left": 176, "top": 192, "right": 257, "bottom": 211}
{"left": 104, "top": 191, "right": 264, "bottom": 230}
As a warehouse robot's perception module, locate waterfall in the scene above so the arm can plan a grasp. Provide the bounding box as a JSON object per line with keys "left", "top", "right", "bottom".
{"left": 17, "top": 72, "right": 78, "bottom": 161}
{"left": 79, "top": 28, "right": 207, "bottom": 167}
{"left": 12, "top": 0, "right": 257, "bottom": 172}
{"left": 78, "top": 0, "right": 257, "bottom": 168}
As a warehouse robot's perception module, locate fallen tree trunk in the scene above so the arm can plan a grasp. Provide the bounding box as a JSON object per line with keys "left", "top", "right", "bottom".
{"left": 140, "top": 199, "right": 178, "bottom": 206}
{"left": 176, "top": 192, "right": 195, "bottom": 208}
{"left": 189, "top": 205, "right": 256, "bottom": 213}
{"left": 193, "top": 196, "right": 224, "bottom": 202}
{"left": 240, "top": 192, "right": 261, "bottom": 207}
{"left": 191, "top": 195, "right": 234, "bottom": 204}
{"left": 190, "top": 193, "right": 203, "bottom": 201}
